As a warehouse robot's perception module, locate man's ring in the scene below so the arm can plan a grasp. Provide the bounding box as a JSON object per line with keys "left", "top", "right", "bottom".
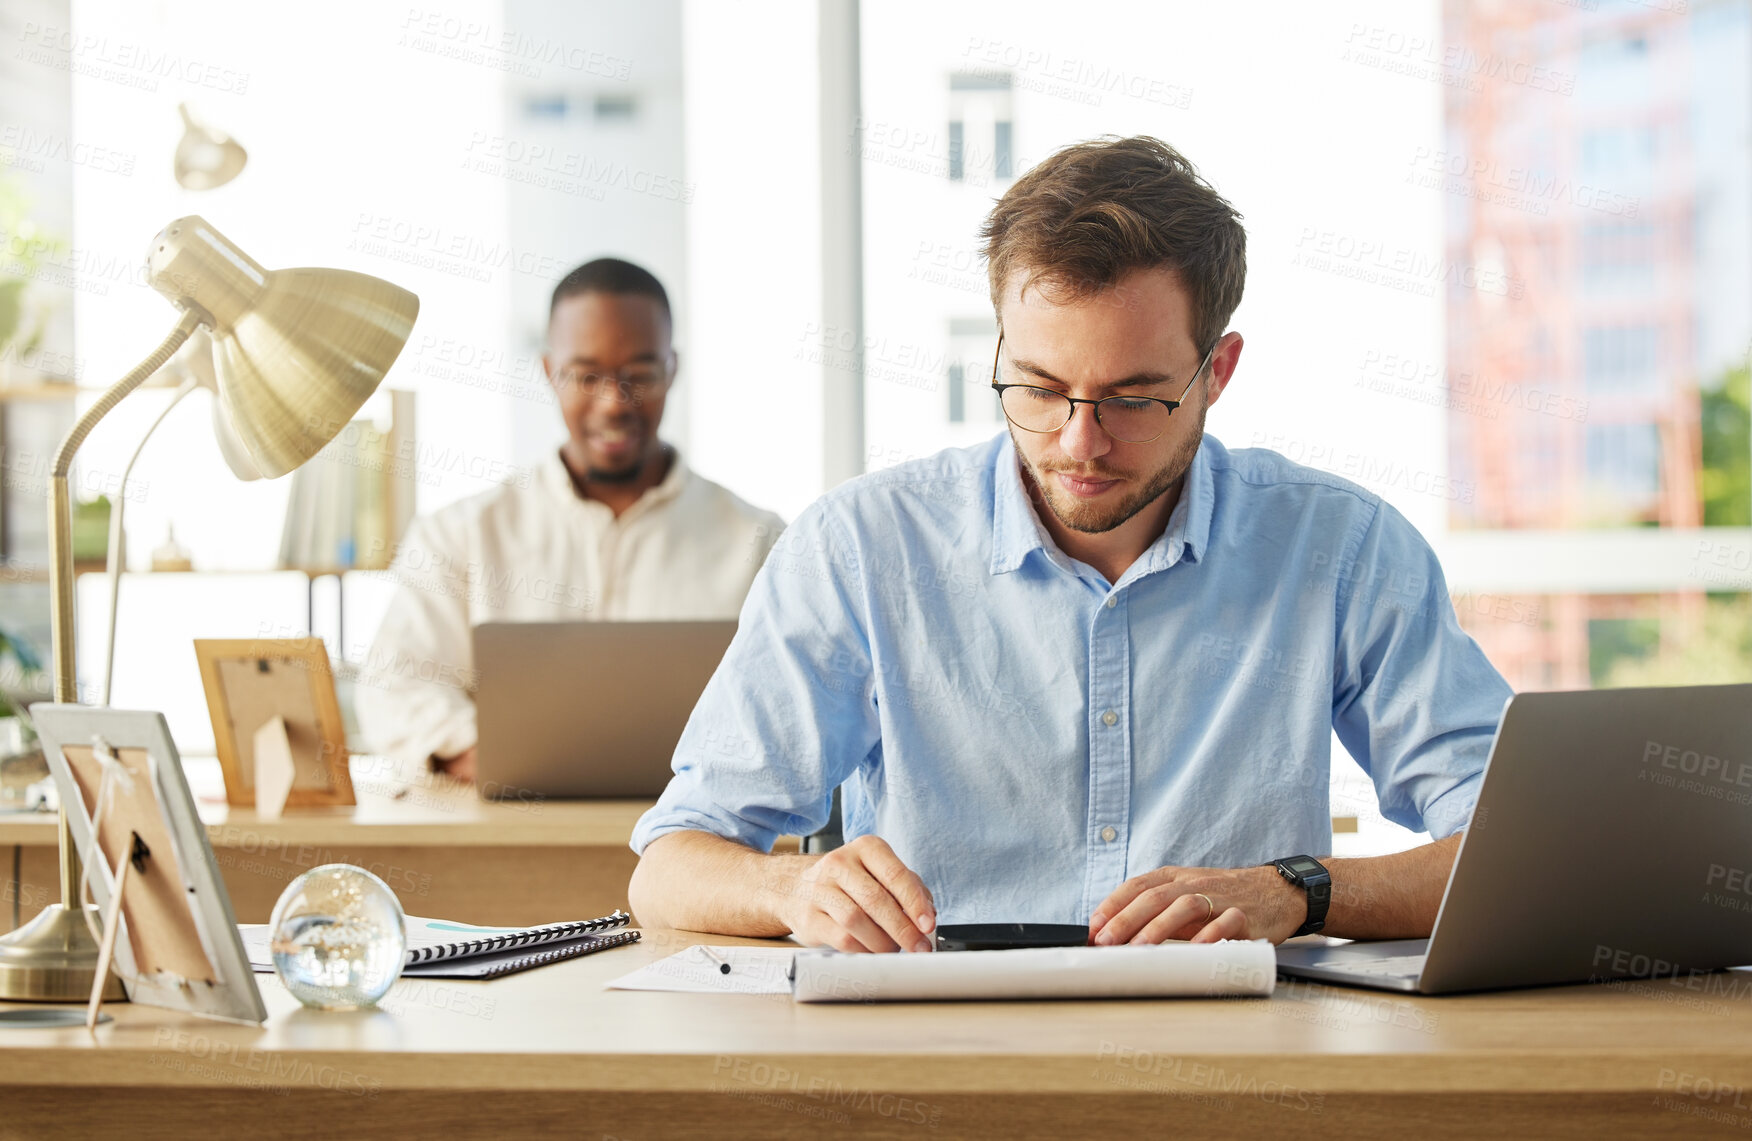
{"left": 1193, "top": 893, "right": 1215, "bottom": 922}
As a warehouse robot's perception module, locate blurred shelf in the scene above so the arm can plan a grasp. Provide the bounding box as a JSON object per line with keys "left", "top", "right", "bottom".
{"left": 0, "top": 563, "right": 396, "bottom": 582}
{"left": 0, "top": 383, "right": 85, "bottom": 402}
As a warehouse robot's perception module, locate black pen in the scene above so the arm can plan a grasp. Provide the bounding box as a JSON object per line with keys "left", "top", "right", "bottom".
{"left": 697, "top": 945, "right": 731, "bottom": 975}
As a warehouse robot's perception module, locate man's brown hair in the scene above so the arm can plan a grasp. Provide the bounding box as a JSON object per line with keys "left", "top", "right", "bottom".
{"left": 980, "top": 135, "right": 1246, "bottom": 354}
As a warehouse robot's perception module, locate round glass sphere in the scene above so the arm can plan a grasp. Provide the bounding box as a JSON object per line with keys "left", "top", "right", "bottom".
{"left": 269, "top": 863, "right": 407, "bottom": 1010}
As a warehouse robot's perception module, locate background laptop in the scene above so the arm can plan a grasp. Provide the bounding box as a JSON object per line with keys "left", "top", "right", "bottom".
{"left": 1276, "top": 684, "right": 1752, "bottom": 994}
{"left": 472, "top": 620, "right": 736, "bottom": 799}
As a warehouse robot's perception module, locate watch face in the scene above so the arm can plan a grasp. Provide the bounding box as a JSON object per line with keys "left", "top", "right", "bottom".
{"left": 1285, "top": 857, "right": 1322, "bottom": 877}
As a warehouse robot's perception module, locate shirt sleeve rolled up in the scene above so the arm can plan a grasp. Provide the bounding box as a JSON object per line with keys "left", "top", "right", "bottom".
{"left": 1330, "top": 502, "right": 1515, "bottom": 839}
{"left": 631, "top": 499, "right": 880, "bottom": 854}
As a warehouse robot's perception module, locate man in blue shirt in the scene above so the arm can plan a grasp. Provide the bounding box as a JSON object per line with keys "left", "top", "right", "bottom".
{"left": 629, "top": 136, "right": 1513, "bottom": 953}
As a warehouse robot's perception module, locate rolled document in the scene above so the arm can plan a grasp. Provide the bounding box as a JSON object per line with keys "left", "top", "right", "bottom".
{"left": 791, "top": 940, "right": 1276, "bottom": 1003}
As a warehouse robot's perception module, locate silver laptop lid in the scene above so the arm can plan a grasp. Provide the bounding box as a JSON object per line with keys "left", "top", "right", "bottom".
{"left": 1420, "top": 684, "right": 1752, "bottom": 993}
{"left": 472, "top": 620, "right": 737, "bottom": 799}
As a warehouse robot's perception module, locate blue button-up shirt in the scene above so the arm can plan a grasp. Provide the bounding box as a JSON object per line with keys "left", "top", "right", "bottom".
{"left": 632, "top": 432, "right": 1513, "bottom": 925}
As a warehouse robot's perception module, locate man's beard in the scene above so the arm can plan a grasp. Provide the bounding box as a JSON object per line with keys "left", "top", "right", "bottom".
{"left": 585, "top": 457, "right": 646, "bottom": 484}
{"left": 1013, "top": 405, "right": 1206, "bottom": 535}
{"left": 583, "top": 427, "right": 651, "bottom": 484}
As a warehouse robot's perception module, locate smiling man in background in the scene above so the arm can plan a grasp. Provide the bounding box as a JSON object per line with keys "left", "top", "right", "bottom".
{"left": 628, "top": 136, "right": 1513, "bottom": 951}
{"left": 358, "top": 259, "right": 783, "bottom": 782}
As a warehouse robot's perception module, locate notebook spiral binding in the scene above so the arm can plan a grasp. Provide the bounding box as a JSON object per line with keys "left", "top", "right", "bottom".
{"left": 472, "top": 930, "right": 642, "bottom": 980}
{"left": 407, "top": 910, "right": 633, "bottom": 964}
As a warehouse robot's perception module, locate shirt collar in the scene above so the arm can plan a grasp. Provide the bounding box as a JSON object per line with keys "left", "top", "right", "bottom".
{"left": 988, "top": 433, "right": 1215, "bottom": 577}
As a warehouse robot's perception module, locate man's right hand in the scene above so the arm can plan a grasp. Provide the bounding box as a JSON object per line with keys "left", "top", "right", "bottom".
{"left": 772, "top": 835, "right": 936, "bottom": 953}
{"left": 433, "top": 746, "right": 477, "bottom": 783}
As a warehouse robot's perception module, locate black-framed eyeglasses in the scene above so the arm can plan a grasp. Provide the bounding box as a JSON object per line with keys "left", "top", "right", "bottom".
{"left": 554, "top": 357, "right": 675, "bottom": 402}
{"left": 989, "top": 331, "right": 1216, "bottom": 444}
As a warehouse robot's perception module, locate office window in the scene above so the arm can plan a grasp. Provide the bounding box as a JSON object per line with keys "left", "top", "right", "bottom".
{"left": 947, "top": 71, "right": 1014, "bottom": 188}
{"left": 593, "top": 93, "right": 638, "bottom": 123}
{"left": 1583, "top": 422, "right": 1662, "bottom": 516}
{"left": 1579, "top": 220, "right": 1658, "bottom": 295}
{"left": 1579, "top": 123, "right": 1659, "bottom": 177}
{"left": 522, "top": 93, "right": 568, "bottom": 120}
{"left": 1582, "top": 324, "right": 1662, "bottom": 398}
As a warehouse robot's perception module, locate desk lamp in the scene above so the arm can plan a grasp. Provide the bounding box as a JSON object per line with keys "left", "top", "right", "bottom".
{"left": 0, "top": 216, "right": 418, "bottom": 1001}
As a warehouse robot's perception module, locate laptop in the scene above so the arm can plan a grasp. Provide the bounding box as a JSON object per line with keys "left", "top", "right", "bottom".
{"left": 1276, "top": 684, "right": 1752, "bottom": 994}
{"left": 472, "top": 620, "right": 736, "bottom": 799}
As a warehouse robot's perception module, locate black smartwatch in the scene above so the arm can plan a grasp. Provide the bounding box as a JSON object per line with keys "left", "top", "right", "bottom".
{"left": 1272, "top": 855, "right": 1332, "bottom": 937}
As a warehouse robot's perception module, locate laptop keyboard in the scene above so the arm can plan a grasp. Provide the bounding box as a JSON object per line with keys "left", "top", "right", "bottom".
{"left": 1331, "top": 953, "right": 1427, "bottom": 977}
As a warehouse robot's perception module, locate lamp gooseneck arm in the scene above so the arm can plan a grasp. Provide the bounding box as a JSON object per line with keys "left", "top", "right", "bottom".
{"left": 101, "top": 376, "right": 199, "bottom": 706}
{"left": 48, "top": 310, "right": 203, "bottom": 706}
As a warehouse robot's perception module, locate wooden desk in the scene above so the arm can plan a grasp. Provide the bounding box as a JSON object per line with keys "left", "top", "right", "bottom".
{"left": 1, "top": 762, "right": 650, "bottom": 927}
{"left": 4, "top": 930, "right": 1752, "bottom": 1139}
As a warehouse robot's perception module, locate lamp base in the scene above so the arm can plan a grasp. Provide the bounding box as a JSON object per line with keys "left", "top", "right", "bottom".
{"left": 0, "top": 903, "right": 128, "bottom": 1003}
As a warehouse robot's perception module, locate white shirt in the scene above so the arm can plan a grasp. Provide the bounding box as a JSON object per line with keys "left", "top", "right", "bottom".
{"left": 355, "top": 448, "right": 784, "bottom": 770}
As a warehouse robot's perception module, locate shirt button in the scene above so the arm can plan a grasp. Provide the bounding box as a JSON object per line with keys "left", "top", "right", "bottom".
{"left": 1101, "top": 710, "right": 1118, "bottom": 727}
{"left": 1105, "top": 597, "right": 1118, "bottom": 609}
{"left": 1100, "top": 825, "right": 1118, "bottom": 843}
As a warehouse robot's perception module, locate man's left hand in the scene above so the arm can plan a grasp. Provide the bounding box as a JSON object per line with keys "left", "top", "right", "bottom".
{"left": 1089, "top": 863, "right": 1309, "bottom": 945}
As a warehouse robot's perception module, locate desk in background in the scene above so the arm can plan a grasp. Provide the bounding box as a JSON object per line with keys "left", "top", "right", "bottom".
{"left": 4, "top": 930, "right": 1752, "bottom": 1138}
{"left": 1, "top": 756, "right": 651, "bottom": 927}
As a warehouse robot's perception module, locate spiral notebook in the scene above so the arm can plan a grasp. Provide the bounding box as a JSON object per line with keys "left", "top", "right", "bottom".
{"left": 239, "top": 910, "right": 639, "bottom": 981}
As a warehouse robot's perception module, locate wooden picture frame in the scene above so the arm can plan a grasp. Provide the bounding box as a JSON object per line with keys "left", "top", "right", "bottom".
{"left": 194, "top": 637, "right": 354, "bottom": 808}
{"left": 31, "top": 704, "right": 268, "bottom": 1024}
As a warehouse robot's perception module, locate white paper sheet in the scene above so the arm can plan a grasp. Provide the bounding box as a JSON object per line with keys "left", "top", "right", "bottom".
{"left": 605, "top": 945, "right": 796, "bottom": 995}
{"left": 791, "top": 940, "right": 1277, "bottom": 1003}
{"left": 603, "top": 940, "right": 1278, "bottom": 1002}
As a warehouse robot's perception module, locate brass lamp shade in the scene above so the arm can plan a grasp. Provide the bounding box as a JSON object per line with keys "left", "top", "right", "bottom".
{"left": 147, "top": 328, "right": 263, "bottom": 481}
{"left": 145, "top": 216, "right": 419, "bottom": 478}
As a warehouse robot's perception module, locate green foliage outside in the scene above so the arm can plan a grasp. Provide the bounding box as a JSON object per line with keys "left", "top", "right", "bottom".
{"left": 0, "top": 169, "right": 67, "bottom": 359}
{"left": 1596, "top": 361, "right": 1752, "bottom": 688}
{"left": 1602, "top": 594, "right": 1752, "bottom": 688}
{"left": 1700, "top": 363, "right": 1751, "bottom": 527}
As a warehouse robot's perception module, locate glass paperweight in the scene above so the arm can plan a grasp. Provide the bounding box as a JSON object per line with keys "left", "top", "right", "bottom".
{"left": 269, "top": 863, "right": 407, "bottom": 1010}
